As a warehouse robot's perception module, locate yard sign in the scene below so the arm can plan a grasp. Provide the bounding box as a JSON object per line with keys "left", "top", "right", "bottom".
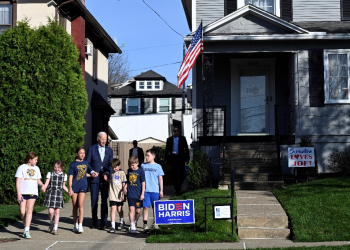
{"left": 154, "top": 200, "right": 195, "bottom": 225}
{"left": 288, "top": 147, "right": 315, "bottom": 167}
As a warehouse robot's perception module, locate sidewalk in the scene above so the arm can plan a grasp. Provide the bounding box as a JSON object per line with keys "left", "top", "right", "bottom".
{"left": 0, "top": 184, "right": 349, "bottom": 250}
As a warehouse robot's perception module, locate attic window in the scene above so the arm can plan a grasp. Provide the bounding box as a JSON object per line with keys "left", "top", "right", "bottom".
{"left": 147, "top": 81, "right": 152, "bottom": 89}
{"left": 238, "top": 0, "right": 280, "bottom": 16}
{"left": 136, "top": 80, "right": 164, "bottom": 90}
{"left": 155, "top": 81, "right": 160, "bottom": 89}
{"left": 139, "top": 82, "right": 144, "bottom": 89}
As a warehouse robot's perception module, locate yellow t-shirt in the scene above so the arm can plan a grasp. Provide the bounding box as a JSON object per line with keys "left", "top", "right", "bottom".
{"left": 109, "top": 170, "right": 127, "bottom": 202}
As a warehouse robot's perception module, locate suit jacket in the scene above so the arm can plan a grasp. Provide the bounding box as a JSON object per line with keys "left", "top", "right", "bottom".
{"left": 129, "top": 147, "right": 144, "bottom": 164}
{"left": 86, "top": 144, "right": 113, "bottom": 184}
{"left": 165, "top": 135, "right": 190, "bottom": 164}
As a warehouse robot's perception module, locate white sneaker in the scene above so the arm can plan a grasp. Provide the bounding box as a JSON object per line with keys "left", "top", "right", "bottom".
{"left": 129, "top": 226, "right": 137, "bottom": 234}
{"left": 73, "top": 226, "right": 78, "bottom": 233}
{"left": 78, "top": 226, "right": 83, "bottom": 233}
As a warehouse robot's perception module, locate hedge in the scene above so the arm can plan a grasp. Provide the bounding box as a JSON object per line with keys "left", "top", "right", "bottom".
{"left": 0, "top": 19, "right": 88, "bottom": 204}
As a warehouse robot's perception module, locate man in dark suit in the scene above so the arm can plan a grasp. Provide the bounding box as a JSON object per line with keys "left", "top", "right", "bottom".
{"left": 86, "top": 132, "right": 113, "bottom": 229}
{"left": 129, "top": 140, "right": 144, "bottom": 166}
{"left": 164, "top": 126, "right": 190, "bottom": 195}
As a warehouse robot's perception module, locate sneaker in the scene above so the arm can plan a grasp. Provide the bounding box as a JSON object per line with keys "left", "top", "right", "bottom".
{"left": 73, "top": 226, "right": 78, "bottom": 233}
{"left": 117, "top": 221, "right": 125, "bottom": 230}
{"left": 23, "top": 231, "right": 31, "bottom": 239}
{"left": 78, "top": 226, "right": 84, "bottom": 233}
{"left": 48, "top": 224, "right": 54, "bottom": 233}
{"left": 153, "top": 223, "right": 159, "bottom": 229}
{"left": 52, "top": 230, "right": 58, "bottom": 235}
{"left": 129, "top": 227, "right": 137, "bottom": 234}
{"left": 143, "top": 224, "right": 149, "bottom": 233}
{"left": 109, "top": 228, "right": 115, "bottom": 233}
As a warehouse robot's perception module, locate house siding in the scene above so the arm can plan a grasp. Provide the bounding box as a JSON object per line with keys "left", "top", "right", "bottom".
{"left": 293, "top": 0, "right": 341, "bottom": 21}
{"left": 196, "top": 0, "right": 224, "bottom": 28}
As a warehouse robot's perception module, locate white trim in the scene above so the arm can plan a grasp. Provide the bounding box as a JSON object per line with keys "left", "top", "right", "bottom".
{"left": 189, "top": 4, "right": 308, "bottom": 36}
{"left": 237, "top": 0, "right": 280, "bottom": 17}
{"left": 126, "top": 98, "right": 140, "bottom": 114}
{"left": 192, "top": 0, "right": 196, "bottom": 32}
{"left": 192, "top": 61, "right": 197, "bottom": 141}
{"left": 157, "top": 98, "right": 172, "bottom": 113}
{"left": 136, "top": 80, "right": 163, "bottom": 91}
{"left": 230, "top": 58, "right": 275, "bottom": 136}
{"left": 324, "top": 50, "right": 350, "bottom": 104}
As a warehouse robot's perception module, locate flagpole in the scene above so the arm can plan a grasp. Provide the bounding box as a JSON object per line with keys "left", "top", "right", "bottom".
{"left": 201, "top": 19, "right": 204, "bottom": 81}
{"left": 182, "top": 43, "right": 186, "bottom": 115}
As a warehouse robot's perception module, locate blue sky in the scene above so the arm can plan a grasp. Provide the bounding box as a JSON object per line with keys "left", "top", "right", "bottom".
{"left": 86, "top": 0, "right": 191, "bottom": 86}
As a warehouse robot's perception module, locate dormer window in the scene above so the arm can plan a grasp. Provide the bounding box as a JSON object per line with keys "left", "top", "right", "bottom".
{"left": 136, "top": 80, "right": 164, "bottom": 91}
{"left": 238, "top": 0, "right": 280, "bottom": 16}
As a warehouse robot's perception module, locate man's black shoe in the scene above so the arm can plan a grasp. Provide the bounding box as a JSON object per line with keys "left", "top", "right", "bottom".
{"left": 91, "top": 224, "right": 98, "bottom": 229}
{"left": 99, "top": 224, "right": 106, "bottom": 230}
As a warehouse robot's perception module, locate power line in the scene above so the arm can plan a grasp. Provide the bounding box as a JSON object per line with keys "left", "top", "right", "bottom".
{"left": 142, "top": 0, "right": 183, "bottom": 37}
{"left": 130, "top": 61, "right": 182, "bottom": 72}
{"left": 124, "top": 43, "right": 183, "bottom": 52}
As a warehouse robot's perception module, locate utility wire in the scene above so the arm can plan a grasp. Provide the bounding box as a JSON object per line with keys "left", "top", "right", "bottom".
{"left": 142, "top": 0, "right": 183, "bottom": 37}
{"left": 124, "top": 43, "right": 183, "bottom": 52}
{"left": 131, "top": 61, "right": 182, "bottom": 72}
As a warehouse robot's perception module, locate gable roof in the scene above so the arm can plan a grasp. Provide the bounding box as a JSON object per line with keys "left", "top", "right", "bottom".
{"left": 109, "top": 70, "right": 183, "bottom": 97}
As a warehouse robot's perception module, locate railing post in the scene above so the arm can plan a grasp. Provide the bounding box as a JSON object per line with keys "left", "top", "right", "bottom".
{"left": 274, "top": 105, "right": 282, "bottom": 181}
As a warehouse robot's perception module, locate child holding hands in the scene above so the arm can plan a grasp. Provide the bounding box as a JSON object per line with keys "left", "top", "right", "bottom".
{"left": 104, "top": 158, "right": 127, "bottom": 233}
{"left": 42, "top": 160, "right": 69, "bottom": 235}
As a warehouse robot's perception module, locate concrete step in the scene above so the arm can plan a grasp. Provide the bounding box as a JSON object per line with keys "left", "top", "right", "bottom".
{"left": 238, "top": 228, "right": 290, "bottom": 239}
{"left": 230, "top": 158, "right": 279, "bottom": 164}
{"left": 237, "top": 215, "right": 289, "bottom": 228}
{"left": 233, "top": 173, "right": 281, "bottom": 182}
{"left": 221, "top": 165, "right": 280, "bottom": 174}
{"left": 224, "top": 151, "right": 278, "bottom": 159}
{"left": 223, "top": 142, "right": 277, "bottom": 150}
{"left": 218, "top": 181, "right": 284, "bottom": 190}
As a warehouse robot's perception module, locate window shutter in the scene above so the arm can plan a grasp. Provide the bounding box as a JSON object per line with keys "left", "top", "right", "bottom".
{"left": 224, "top": 0, "right": 237, "bottom": 16}
{"left": 138, "top": 98, "right": 141, "bottom": 114}
{"left": 172, "top": 98, "right": 176, "bottom": 114}
{"left": 309, "top": 50, "right": 325, "bottom": 107}
{"left": 342, "top": 0, "right": 350, "bottom": 20}
{"left": 122, "top": 98, "right": 126, "bottom": 114}
{"left": 281, "top": 0, "right": 293, "bottom": 21}
{"left": 141, "top": 98, "right": 145, "bottom": 114}
{"left": 153, "top": 98, "right": 157, "bottom": 113}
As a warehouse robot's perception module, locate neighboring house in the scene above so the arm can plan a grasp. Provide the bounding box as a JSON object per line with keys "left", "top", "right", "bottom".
{"left": 109, "top": 70, "right": 191, "bottom": 142}
{"left": 181, "top": 0, "right": 350, "bottom": 184}
{"left": 1, "top": 0, "right": 120, "bottom": 148}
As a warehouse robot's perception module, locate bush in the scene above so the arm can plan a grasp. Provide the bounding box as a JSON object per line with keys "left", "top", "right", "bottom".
{"left": 298, "top": 136, "right": 318, "bottom": 177}
{"left": 0, "top": 19, "right": 88, "bottom": 204}
{"left": 326, "top": 147, "right": 350, "bottom": 174}
{"left": 187, "top": 151, "right": 210, "bottom": 189}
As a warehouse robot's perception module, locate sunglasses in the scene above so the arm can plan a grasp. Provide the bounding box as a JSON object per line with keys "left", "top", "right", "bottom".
{"left": 173, "top": 130, "right": 179, "bottom": 132}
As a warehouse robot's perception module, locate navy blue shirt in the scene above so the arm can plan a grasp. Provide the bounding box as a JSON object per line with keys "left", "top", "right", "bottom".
{"left": 126, "top": 167, "right": 145, "bottom": 199}
{"left": 68, "top": 160, "right": 93, "bottom": 193}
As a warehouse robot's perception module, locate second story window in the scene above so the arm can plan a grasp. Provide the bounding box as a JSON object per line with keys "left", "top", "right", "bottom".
{"left": 155, "top": 81, "right": 160, "bottom": 89}
{"left": 0, "top": 3, "right": 11, "bottom": 35}
{"left": 147, "top": 81, "right": 152, "bottom": 89}
{"left": 139, "top": 82, "right": 145, "bottom": 89}
{"left": 126, "top": 98, "right": 140, "bottom": 114}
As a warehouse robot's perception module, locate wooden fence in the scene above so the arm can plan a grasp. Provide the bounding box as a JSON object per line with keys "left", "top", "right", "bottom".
{"left": 109, "top": 141, "right": 165, "bottom": 172}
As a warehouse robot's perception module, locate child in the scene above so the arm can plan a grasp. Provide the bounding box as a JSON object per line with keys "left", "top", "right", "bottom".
{"left": 141, "top": 149, "right": 164, "bottom": 232}
{"left": 104, "top": 158, "right": 127, "bottom": 233}
{"left": 42, "top": 160, "right": 69, "bottom": 235}
{"left": 15, "top": 152, "right": 45, "bottom": 239}
{"left": 68, "top": 147, "right": 98, "bottom": 233}
{"left": 124, "top": 155, "right": 145, "bottom": 234}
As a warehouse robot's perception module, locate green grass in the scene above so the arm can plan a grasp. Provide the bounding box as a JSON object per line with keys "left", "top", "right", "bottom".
{"left": 0, "top": 205, "right": 46, "bottom": 229}
{"left": 250, "top": 246, "right": 350, "bottom": 250}
{"left": 146, "top": 188, "right": 238, "bottom": 243}
{"left": 272, "top": 176, "right": 350, "bottom": 242}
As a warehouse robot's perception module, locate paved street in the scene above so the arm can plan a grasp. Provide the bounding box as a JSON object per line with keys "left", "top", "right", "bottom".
{"left": 1, "top": 184, "right": 350, "bottom": 250}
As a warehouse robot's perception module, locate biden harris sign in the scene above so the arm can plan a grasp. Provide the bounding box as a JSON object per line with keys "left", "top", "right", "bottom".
{"left": 154, "top": 200, "right": 195, "bottom": 225}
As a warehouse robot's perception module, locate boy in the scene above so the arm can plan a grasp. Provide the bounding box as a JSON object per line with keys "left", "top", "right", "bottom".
{"left": 141, "top": 149, "right": 164, "bottom": 232}
{"left": 124, "top": 155, "right": 145, "bottom": 234}
{"left": 104, "top": 159, "right": 126, "bottom": 233}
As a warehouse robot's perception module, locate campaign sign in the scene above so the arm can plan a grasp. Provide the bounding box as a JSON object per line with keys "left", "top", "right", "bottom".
{"left": 154, "top": 200, "right": 195, "bottom": 225}
{"left": 288, "top": 147, "right": 315, "bottom": 167}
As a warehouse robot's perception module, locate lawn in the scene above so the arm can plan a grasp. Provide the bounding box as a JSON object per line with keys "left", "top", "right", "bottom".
{"left": 272, "top": 176, "right": 350, "bottom": 242}
{"left": 146, "top": 188, "right": 238, "bottom": 243}
{"left": 0, "top": 205, "right": 46, "bottom": 229}
{"left": 251, "top": 246, "right": 350, "bottom": 250}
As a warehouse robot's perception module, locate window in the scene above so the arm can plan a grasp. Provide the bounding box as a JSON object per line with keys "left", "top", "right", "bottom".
{"left": 92, "top": 46, "right": 98, "bottom": 83}
{"left": 126, "top": 98, "right": 140, "bottom": 113}
{"left": 324, "top": 51, "right": 350, "bottom": 103}
{"left": 155, "top": 81, "right": 160, "bottom": 89}
{"left": 0, "top": 3, "right": 11, "bottom": 35}
{"left": 237, "top": 0, "right": 280, "bottom": 16}
{"left": 139, "top": 81, "right": 144, "bottom": 89}
{"left": 147, "top": 81, "right": 152, "bottom": 89}
{"left": 158, "top": 98, "right": 171, "bottom": 112}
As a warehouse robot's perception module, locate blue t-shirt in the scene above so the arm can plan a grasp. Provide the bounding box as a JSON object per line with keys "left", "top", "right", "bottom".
{"left": 126, "top": 167, "right": 145, "bottom": 199}
{"left": 141, "top": 162, "right": 164, "bottom": 193}
{"left": 68, "top": 160, "right": 93, "bottom": 192}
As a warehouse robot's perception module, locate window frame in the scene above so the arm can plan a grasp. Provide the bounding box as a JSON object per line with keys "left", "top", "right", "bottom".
{"left": 324, "top": 50, "right": 350, "bottom": 104}
{"left": 139, "top": 81, "right": 145, "bottom": 90}
{"left": 126, "top": 98, "right": 141, "bottom": 114}
{"left": 92, "top": 46, "right": 98, "bottom": 83}
{"left": 237, "top": 0, "right": 280, "bottom": 16}
{"left": 136, "top": 80, "right": 164, "bottom": 90}
{"left": 0, "top": 1, "right": 12, "bottom": 35}
{"left": 157, "top": 98, "right": 171, "bottom": 113}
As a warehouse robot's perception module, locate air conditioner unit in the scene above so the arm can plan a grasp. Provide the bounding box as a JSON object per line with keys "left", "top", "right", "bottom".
{"left": 85, "top": 44, "right": 92, "bottom": 56}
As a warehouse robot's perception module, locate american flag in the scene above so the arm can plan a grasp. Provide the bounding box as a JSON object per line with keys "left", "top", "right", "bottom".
{"left": 177, "top": 23, "right": 203, "bottom": 89}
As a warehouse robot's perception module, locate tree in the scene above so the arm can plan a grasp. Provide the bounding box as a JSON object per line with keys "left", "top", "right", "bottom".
{"left": 0, "top": 19, "right": 88, "bottom": 204}
{"left": 108, "top": 52, "right": 131, "bottom": 93}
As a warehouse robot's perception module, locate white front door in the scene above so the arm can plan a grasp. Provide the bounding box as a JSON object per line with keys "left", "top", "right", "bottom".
{"left": 230, "top": 59, "right": 275, "bottom": 136}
